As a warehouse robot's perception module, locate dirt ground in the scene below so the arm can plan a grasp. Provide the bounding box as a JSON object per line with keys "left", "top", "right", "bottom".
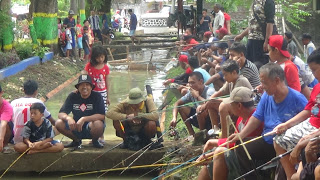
{"left": 1, "top": 56, "right": 85, "bottom": 101}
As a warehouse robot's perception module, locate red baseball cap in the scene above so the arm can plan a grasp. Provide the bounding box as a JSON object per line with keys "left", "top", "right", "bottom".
{"left": 215, "top": 28, "right": 228, "bottom": 35}
{"left": 204, "top": 31, "right": 212, "bottom": 38}
{"left": 179, "top": 55, "right": 188, "bottom": 64}
{"left": 268, "top": 35, "right": 291, "bottom": 58}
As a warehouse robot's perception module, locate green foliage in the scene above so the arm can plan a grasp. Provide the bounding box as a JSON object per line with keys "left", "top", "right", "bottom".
{"left": 0, "top": 52, "right": 21, "bottom": 69}
{"left": 275, "top": 0, "right": 311, "bottom": 29}
{"left": 33, "top": 46, "right": 50, "bottom": 59}
{"left": 15, "top": 40, "right": 33, "bottom": 60}
{"left": 205, "top": 0, "right": 251, "bottom": 12}
{"left": 11, "top": 0, "right": 30, "bottom": 5}
{"left": 230, "top": 19, "right": 248, "bottom": 35}
{"left": 91, "top": 0, "right": 104, "bottom": 11}
{"left": 58, "top": 0, "right": 70, "bottom": 18}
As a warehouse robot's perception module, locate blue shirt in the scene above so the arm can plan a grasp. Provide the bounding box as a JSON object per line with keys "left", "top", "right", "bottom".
{"left": 102, "top": 14, "right": 109, "bottom": 29}
{"left": 199, "top": 15, "right": 211, "bottom": 32}
{"left": 130, "top": 13, "right": 137, "bottom": 30}
{"left": 253, "top": 87, "right": 307, "bottom": 144}
{"left": 194, "top": 68, "right": 213, "bottom": 88}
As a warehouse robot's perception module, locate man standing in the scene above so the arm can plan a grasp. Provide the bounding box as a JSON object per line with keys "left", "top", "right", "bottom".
{"left": 128, "top": 9, "right": 139, "bottom": 45}
{"left": 221, "top": 6, "right": 231, "bottom": 34}
{"left": 55, "top": 75, "right": 105, "bottom": 148}
{"left": 63, "top": 10, "right": 76, "bottom": 57}
{"left": 212, "top": 4, "right": 225, "bottom": 37}
{"left": 0, "top": 85, "right": 13, "bottom": 152}
{"left": 89, "top": 11, "right": 103, "bottom": 43}
{"left": 199, "top": 9, "right": 212, "bottom": 37}
{"left": 302, "top": 33, "right": 316, "bottom": 60}
{"left": 235, "top": 0, "right": 276, "bottom": 67}
{"left": 107, "top": 88, "right": 158, "bottom": 150}
{"left": 11, "top": 80, "right": 56, "bottom": 144}
{"left": 170, "top": 72, "right": 215, "bottom": 136}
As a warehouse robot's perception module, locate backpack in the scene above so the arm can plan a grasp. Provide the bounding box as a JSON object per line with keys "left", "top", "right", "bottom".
{"left": 60, "top": 31, "right": 67, "bottom": 47}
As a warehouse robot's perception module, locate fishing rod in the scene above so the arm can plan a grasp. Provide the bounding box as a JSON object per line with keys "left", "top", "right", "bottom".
{"left": 119, "top": 123, "right": 177, "bottom": 175}
{"left": 136, "top": 139, "right": 192, "bottom": 179}
{"left": 60, "top": 162, "right": 192, "bottom": 178}
{"left": 91, "top": 142, "right": 123, "bottom": 163}
{"left": 118, "top": 94, "right": 230, "bottom": 123}
{"left": 0, "top": 147, "right": 30, "bottom": 178}
{"left": 39, "top": 145, "right": 81, "bottom": 174}
{"left": 227, "top": 115, "right": 261, "bottom": 180}
{"left": 162, "top": 131, "right": 277, "bottom": 179}
{"left": 235, "top": 149, "right": 293, "bottom": 180}
{"left": 151, "top": 148, "right": 215, "bottom": 180}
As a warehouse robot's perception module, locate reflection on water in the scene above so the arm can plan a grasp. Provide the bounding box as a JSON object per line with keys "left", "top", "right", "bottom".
{"left": 45, "top": 70, "right": 166, "bottom": 141}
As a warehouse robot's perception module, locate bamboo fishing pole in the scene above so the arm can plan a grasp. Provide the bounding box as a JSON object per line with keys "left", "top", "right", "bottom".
{"left": 162, "top": 131, "right": 276, "bottom": 179}
{"left": 0, "top": 147, "right": 30, "bottom": 178}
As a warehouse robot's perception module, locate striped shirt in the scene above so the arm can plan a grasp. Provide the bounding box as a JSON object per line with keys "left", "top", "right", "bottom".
{"left": 89, "top": 15, "right": 100, "bottom": 30}
{"left": 240, "top": 59, "right": 261, "bottom": 88}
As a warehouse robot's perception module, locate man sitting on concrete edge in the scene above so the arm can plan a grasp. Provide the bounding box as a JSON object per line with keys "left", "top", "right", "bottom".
{"left": 56, "top": 74, "right": 105, "bottom": 148}
{"left": 107, "top": 87, "right": 161, "bottom": 150}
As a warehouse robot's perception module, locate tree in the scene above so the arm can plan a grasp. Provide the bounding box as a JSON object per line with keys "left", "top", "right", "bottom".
{"left": 30, "top": 0, "right": 58, "bottom": 51}
{"left": 0, "top": 0, "right": 14, "bottom": 51}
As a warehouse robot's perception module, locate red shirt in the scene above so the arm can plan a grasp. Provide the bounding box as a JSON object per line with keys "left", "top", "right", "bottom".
{"left": 183, "top": 39, "right": 199, "bottom": 51}
{"left": 305, "top": 83, "right": 320, "bottom": 128}
{"left": 218, "top": 109, "right": 264, "bottom": 148}
{"left": 279, "top": 60, "right": 301, "bottom": 92}
{"left": 84, "top": 63, "right": 110, "bottom": 92}
{"left": 223, "top": 12, "right": 231, "bottom": 30}
{"left": 76, "top": 24, "right": 83, "bottom": 38}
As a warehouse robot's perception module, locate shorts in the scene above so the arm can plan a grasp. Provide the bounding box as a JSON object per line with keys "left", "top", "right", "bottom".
{"left": 188, "top": 108, "right": 212, "bottom": 130}
{"left": 129, "top": 30, "right": 135, "bottom": 36}
{"left": 77, "top": 37, "right": 83, "bottom": 49}
{"left": 8, "top": 121, "right": 14, "bottom": 143}
{"left": 102, "top": 28, "right": 110, "bottom": 35}
{"left": 207, "top": 148, "right": 241, "bottom": 180}
{"left": 83, "top": 46, "right": 90, "bottom": 55}
{"left": 65, "top": 121, "right": 105, "bottom": 139}
{"left": 274, "top": 119, "right": 317, "bottom": 150}
{"left": 300, "top": 160, "right": 320, "bottom": 180}
{"left": 66, "top": 42, "right": 72, "bottom": 50}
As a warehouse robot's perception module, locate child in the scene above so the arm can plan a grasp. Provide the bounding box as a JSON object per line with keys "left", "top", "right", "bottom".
{"left": 65, "top": 23, "right": 73, "bottom": 58}
{"left": 83, "top": 45, "right": 110, "bottom": 144}
{"left": 76, "top": 16, "right": 83, "bottom": 60}
{"left": 302, "top": 33, "right": 316, "bottom": 59}
{"left": 268, "top": 35, "right": 301, "bottom": 92}
{"left": 82, "top": 26, "right": 90, "bottom": 61}
{"left": 14, "top": 103, "right": 64, "bottom": 154}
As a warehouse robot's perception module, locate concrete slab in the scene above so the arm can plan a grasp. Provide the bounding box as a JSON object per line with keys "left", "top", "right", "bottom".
{"left": 0, "top": 140, "right": 170, "bottom": 173}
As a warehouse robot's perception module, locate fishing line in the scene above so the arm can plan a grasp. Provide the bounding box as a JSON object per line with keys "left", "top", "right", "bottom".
{"left": 0, "top": 147, "right": 30, "bottom": 178}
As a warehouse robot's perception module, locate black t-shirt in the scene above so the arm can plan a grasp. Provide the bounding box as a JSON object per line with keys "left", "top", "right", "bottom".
{"left": 199, "top": 15, "right": 211, "bottom": 32}
{"left": 63, "top": 17, "right": 76, "bottom": 34}
{"left": 59, "top": 91, "right": 105, "bottom": 122}
{"left": 82, "top": 33, "right": 89, "bottom": 48}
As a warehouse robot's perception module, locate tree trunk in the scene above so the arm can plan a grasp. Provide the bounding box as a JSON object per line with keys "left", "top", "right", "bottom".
{"left": 70, "top": 0, "right": 78, "bottom": 14}
{"left": 79, "top": 0, "right": 85, "bottom": 25}
{"left": 0, "top": 0, "right": 13, "bottom": 51}
{"left": 32, "top": 0, "right": 58, "bottom": 52}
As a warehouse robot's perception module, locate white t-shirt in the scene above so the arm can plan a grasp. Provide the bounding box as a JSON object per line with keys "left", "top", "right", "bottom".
{"left": 11, "top": 97, "right": 51, "bottom": 144}
{"left": 213, "top": 10, "right": 225, "bottom": 36}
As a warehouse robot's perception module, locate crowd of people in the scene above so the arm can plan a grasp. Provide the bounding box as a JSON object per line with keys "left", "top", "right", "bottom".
{"left": 0, "top": 1, "right": 319, "bottom": 179}
{"left": 58, "top": 8, "right": 138, "bottom": 61}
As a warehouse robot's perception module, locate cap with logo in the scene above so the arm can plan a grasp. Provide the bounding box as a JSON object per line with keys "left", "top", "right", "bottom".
{"left": 75, "top": 74, "right": 95, "bottom": 89}
{"left": 126, "top": 87, "right": 146, "bottom": 104}
{"left": 223, "top": 87, "right": 253, "bottom": 104}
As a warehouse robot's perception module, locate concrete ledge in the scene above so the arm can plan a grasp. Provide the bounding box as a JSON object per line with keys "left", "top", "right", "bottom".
{"left": 0, "top": 141, "right": 167, "bottom": 173}
{"left": 0, "top": 52, "right": 54, "bottom": 80}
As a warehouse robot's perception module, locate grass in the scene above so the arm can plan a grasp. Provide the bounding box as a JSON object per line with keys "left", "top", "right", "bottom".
{"left": 1, "top": 57, "right": 85, "bottom": 101}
